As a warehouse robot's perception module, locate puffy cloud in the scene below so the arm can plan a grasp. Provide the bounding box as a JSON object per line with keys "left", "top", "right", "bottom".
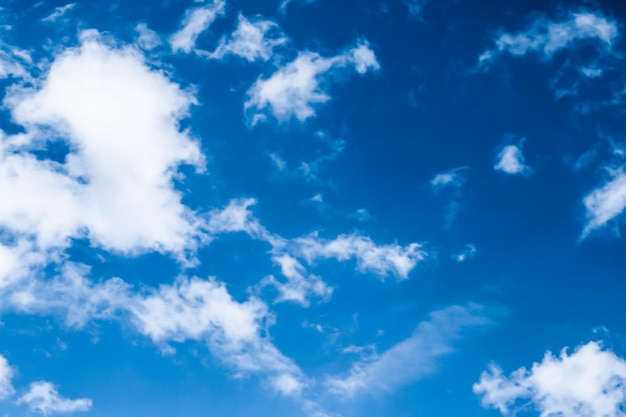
{"left": 170, "top": 0, "right": 226, "bottom": 53}
{"left": 1, "top": 31, "right": 205, "bottom": 256}
{"left": 17, "top": 382, "right": 92, "bottom": 415}
{"left": 581, "top": 168, "right": 626, "bottom": 237}
{"left": 245, "top": 40, "right": 379, "bottom": 124}
{"left": 0, "top": 355, "right": 15, "bottom": 400}
{"left": 208, "top": 14, "right": 287, "bottom": 62}
{"left": 288, "top": 233, "right": 425, "bottom": 279}
{"left": 474, "top": 341, "right": 626, "bottom": 417}
{"left": 494, "top": 142, "right": 531, "bottom": 176}
{"left": 479, "top": 11, "right": 618, "bottom": 67}
{"left": 327, "top": 304, "right": 488, "bottom": 396}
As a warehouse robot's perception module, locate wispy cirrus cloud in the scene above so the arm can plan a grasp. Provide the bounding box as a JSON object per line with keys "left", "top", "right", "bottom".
{"left": 474, "top": 341, "right": 626, "bottom": 417}
{"left": 170, "top": 0, "right": 225, "bottom": 53}
{"left": 327, "top": 304, "right": 489, "bottom": 396}
{"left": 581, "top": 167, "right": 626, "bottom": 238}
{"left": 478, "top": 10, "right": 619, "bottom": 68}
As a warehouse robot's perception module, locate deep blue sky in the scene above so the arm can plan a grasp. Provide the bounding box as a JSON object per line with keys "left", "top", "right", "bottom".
{"left": 0, "top": 0, "right": 625, "bottom": 416}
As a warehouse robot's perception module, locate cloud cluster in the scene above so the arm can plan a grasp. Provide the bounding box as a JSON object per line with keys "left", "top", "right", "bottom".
{"left": 479, "top": 11, "right": 618, "bottom": 66}
{"left": 2, "top": 31, "right": 204, "bottom": 258}
{"left": 208, "top": 14, "right": 287, "bottom": 62}
{"left": 0, "top": 354, "right": 90, "bottom": 415}
{"left": 474, "top": 341, "right": 626, "bottom": 417}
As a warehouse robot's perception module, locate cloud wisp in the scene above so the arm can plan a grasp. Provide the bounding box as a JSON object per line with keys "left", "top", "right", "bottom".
{"left": 327, "top": 304, "right": 489, "bottom": 397}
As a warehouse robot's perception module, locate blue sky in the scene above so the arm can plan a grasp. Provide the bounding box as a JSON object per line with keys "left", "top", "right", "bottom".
{"left": 0, "top": 0, "right": 626, "bottom": 416}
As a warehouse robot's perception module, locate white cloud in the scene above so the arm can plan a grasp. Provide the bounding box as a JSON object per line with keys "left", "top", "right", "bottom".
{"left": 474, "top": 341, "right": 626, "bottom": 417}
{"left": 279, "top": 0, "right": 316, "bottom": 13}
{"left": 17, "top": 381, "right": 92, "bottom": 415}
{"left": 479, "top": 11, "right": 618, "bottom": 68}
{"left": 581, "top": 168, "right": 626, "bottom": 237}
{"left": 42, "top": 3, "right": 76, "bottom": 23}
{"left": 2, "top": 31, "right": 205, "bottom": 257}
{"left": 0, "top": 355, "right": 15, "bottom": 400}
{"left": 208, "top": 14, "right": 287, "bottom": 62}
{"left": 245, "top": 40, "right": 379, "bottom": 124}
{"left": 0, "top": 42, "right": 31, "bottom": 80}
{"left": 288, "top": 233, "right": 426, "bottom": 279}
{"left": 3, "top": 263, "right": 306, "bottom": 398}
{"left": 453, "top": 244, "right": 478, "bottom": 263}
{"left": 170, "top": 0, "right": 226, "bottom": 53}
{"left": 328, "top": 304, "right": 488, "bottom": 396}
{"left": 135, "top": 23, "right": 162, "bottom": 51}
{"left": 261, "top": 255, "right": 333, "bottom": 306}
{"left": 494, "top": 142, "right": 531, "bottom": 176}
{"left": 431, "top": 167, "right": 467, "bottom": 191}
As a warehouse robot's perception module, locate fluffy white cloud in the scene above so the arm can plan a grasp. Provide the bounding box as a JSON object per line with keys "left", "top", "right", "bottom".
{"left": 474, "top": 341, "right": 626, "bottom": 417}
{"left": 245, "top": 40, "right": 379, "bottom": 124}
{"left": 17, "top": 382, "right": 92, "bottom": 415}
{"left": 0, "top": 355, "right": 15, "bottom": 400}
{"left": 581, "top": 168, "right": 626, "bottom": 237}
{"left": 479, "top": 11, "right": 618, "bottom": 67}
{"left": 170, "top": 0, "right": 226, "bottom": 53}
{"left": 1, "top": 31, "right": 205, "bottom": 256}
{"left": 208, "top": 14, "right": 287, "bottom": 62}
{"left": 288, "top": 233, "right": 425, "bottom": 279}
{"left": 328, "top": 304, "right": 487, "bottom": 396}
{"left": 494, "top": 142, "right": 531, "bottom": 176}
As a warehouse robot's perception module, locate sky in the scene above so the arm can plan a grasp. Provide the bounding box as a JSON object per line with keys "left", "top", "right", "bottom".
{"left": 0, "top": 0, "right": 626, "bottom": 416}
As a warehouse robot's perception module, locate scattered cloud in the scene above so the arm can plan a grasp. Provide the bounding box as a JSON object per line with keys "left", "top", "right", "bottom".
{"left": 581, "top": 167, "right": 626, "bottom": 237}
{"left": 279, "top": 0, "right": 317, "bottom": 13}
{"left": 135, "top": 23, "right": 162, "bottom": 51}
{"left": 474, "top": 341, "right": 626, "bottom": 417}
{"left": 328, "top": 304, "right": 488, "bottom": 396}
{"left": 41, "top": 3, "right": 76, "bottom": 23}
{"left": 208, "top": 14, "right": 287, "bottom": 62}
{"left": 288, "top": 232, "right": 426, "bottom": 280}
{"left": 0, "top": 356, "right": 14, "bottom": 401}
{"left": 245, "top": 40, "right": 379, "bottom": 124}
{"left": 430, "top": 167, "right": 468, "bottom": 191}
{"left": 170, "top": 0, "right": 226, "bottom": 53}
{"left": 494, "top": 140, "right": 531, "bottom": 176}
{"left": 453, "top": 244, "right": 478, "bottom": 263}
{"left": 479, "top": 11, "right": 619, "bottom": 68}
{"left": 18, "top": 381, "right": 92, "bottom": 415}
